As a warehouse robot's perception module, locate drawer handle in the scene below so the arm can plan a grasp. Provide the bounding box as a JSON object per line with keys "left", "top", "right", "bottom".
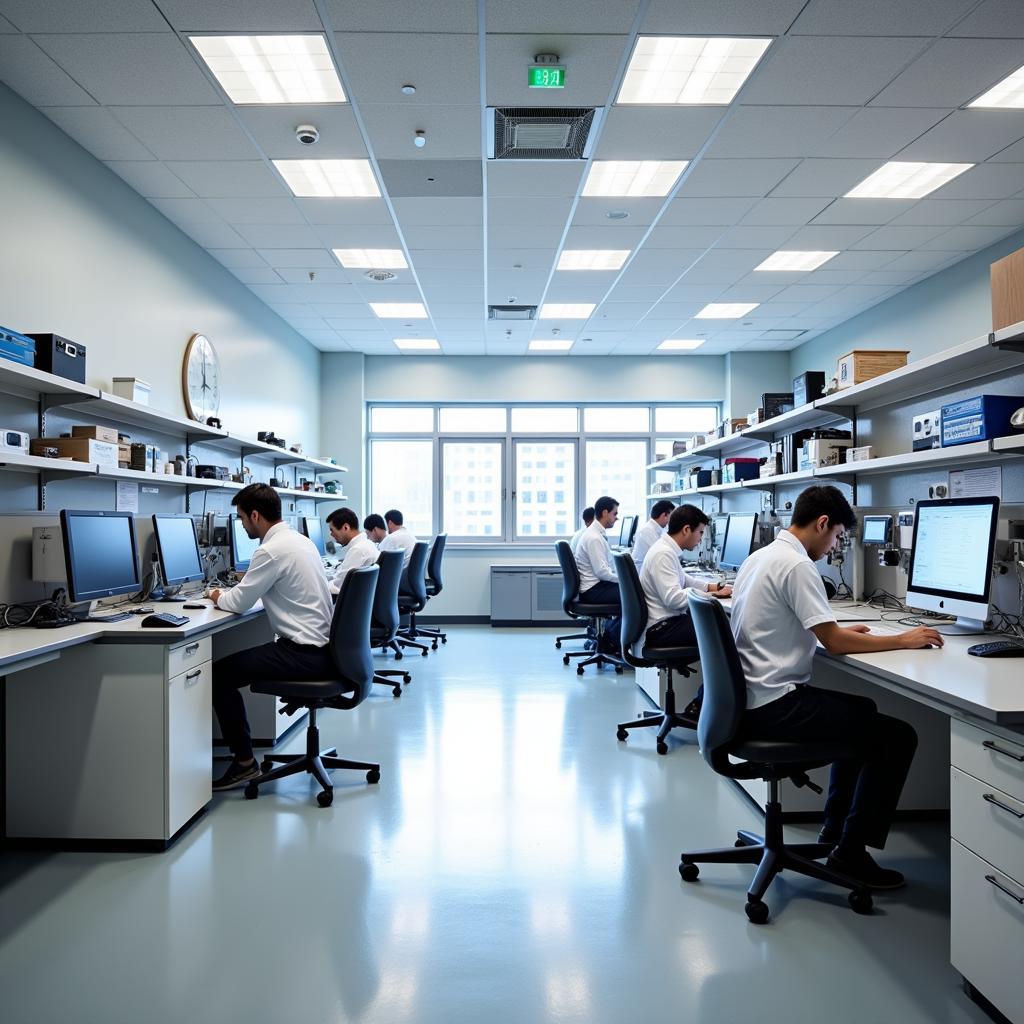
{"left": 985, "top": 874, "right": 1024, "bottom": 906}
{"left": 184, "top": 669, "right": 202, "bottom": 684}
{"left": 982, "top": 739, "right": 1024, "bottom": 763}
{"left": 184, "top": 643, "right": 200, "bottom": 655}
{"left": 982, "top": 792, "right": 1024, "bottom": 819}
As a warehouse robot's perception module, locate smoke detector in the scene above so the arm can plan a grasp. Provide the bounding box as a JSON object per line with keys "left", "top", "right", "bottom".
{"left": 364, "top": 269, "right": 397, "bottom": 282}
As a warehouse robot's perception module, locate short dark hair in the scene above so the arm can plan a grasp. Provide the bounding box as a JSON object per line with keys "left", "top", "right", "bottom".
{"left": 327, "top": 507, "right": 359, "bottom": 531}
{"left": 594, "top": 495, "right": 618, "bottom": 517}
{"left": 668, "top": 503, "right": 709, "bottom": 535}
{"left": 232, "top": 483, "right": 281, "bottom": 523}
{"left": 364, "top": 513, "right": 386, "bottom": 532}
{"left": 792, "top": 485, "right": 857, "bottom": 531}
{"left": 384, "top": 508, "right": 403, "bottom": 527}
{"left": 651, "top": 499, "right": 676, "bottom": 519}
{"left": 582, "top": 506, "right": 595, "bottom": 525}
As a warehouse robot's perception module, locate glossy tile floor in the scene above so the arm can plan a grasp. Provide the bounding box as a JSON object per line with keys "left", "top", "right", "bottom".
{"left": 0, "top": 627, "right": 994, "bottom": 1024}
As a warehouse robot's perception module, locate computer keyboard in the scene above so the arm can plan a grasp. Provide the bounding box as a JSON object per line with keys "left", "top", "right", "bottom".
{"left": 967, "top": 640, "right": 1024, "bottom": 658}
{"left": 140, "top": 612, "right": 189, "bottom": 628}
{"left": 86, "top": 612, "right": 133, "bottom": 623}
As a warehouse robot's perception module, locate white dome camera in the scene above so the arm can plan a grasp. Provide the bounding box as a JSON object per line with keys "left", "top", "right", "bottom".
{"left": 295, "top": 124, "right": 320, "bottom": 146}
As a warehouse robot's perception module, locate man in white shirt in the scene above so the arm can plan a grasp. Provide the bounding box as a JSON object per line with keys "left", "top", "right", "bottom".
{"left": 208, "top": 484, "right": 334, "bottom": 791}
{"left": 364, "top": 513, "right": 387, "bottom": 545}
{"left": 730, "top": 485, "right": 942, "bottom": 889}
{"left": 379, "top": 508, "right": 419, "bottom": 592}
{"left": 568, "top": 506, "right": 595, "bottom": 555}
{"left": 575, "top": 495, "right": 622, "bottom": 649}
{"left": 632, "top": 499, "right": 675, "bottom": 569}
{"left": 326, "top": 507, "right": 379, "bottom": 596}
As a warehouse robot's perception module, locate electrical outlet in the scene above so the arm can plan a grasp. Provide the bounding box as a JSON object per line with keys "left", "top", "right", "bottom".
{"left": 927, "top": 480, "right": 949, "bottom": 500}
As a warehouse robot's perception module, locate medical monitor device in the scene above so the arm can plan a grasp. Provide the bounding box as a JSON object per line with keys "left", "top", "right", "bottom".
{"left": 862, "top": 515, "right": 892, "bottom": 546}
{"left": 59, "top": 510, "right": 141, "bottom": 603}
{"left": 906, "top": 496, "right": 999, "bottom": 635}
{"left": 229, "top": 514, "right": 261, "bottom": 572}
{"left": 301, "top": 516, "right": 326, "bottom": 557}
{"left": 152, "top": 514, "right": 204, "bottom": 589}
{"left": 618, "top": 515, "right": 636, "bottom": 548}
{"left": 719, "top": 512, "right": 758, "bottom": 572}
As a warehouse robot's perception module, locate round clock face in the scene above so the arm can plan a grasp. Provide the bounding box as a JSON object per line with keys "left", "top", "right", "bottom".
{"left": 182, "top": 333, "right": 221, "bottom": 424}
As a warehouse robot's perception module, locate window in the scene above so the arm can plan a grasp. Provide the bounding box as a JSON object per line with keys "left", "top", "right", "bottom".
{"left": 370, "top": 440, "right": 433, "bottom": 536}
{"left": 655, "top": 406, "right": 717, "bottom": 434}
{"left": 442, "top": 441, "right": 504, "bottom": 537}
{"left": 440, "top": 407, "right": 506, "bottom": 432}
{"left": 370, "top": 406, "right": 433, "bottom": 432}
{"left": 584, "top": 406, "right": 649, "bottom": 433}
{"left": 585, "top": 440, "right": 648, "bottom": 519}
{"left": 515, "top": 441, "right": 575, "bottom": 538}
{"left": 510, "top": 407, "right": 578, "bottom": 432}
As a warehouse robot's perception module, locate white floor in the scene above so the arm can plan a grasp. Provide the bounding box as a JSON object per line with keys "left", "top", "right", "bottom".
{"left": 0, "top": 627, "right": 994, "bottom": 1024}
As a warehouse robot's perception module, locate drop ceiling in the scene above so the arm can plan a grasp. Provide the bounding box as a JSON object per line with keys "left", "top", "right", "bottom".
{"left": 1, "top": 0, "right": 1024, "bottom": 356}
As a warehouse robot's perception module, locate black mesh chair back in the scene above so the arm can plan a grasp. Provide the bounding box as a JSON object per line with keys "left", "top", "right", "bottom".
{"left": 399, "top": 541, "right": 429, "bottom": 613}
{"left": 328, "top": 565, "right": 378, "bottom": 705}
{"left": 371, "top": 549, "right": 403, "bottom": 643}
{"left": 555, "top": 540, "right": 582, "bottom": 614}
{"left": 426, "top": 533, "right": 446, "bottom": 596}
{"left": 612, "top": 552, "right": 648, "bottom": 669}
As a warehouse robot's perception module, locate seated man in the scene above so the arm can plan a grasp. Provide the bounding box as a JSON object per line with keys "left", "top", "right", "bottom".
{"left": 379, "top": 508, "right": 419, "bottom": 592}
{"left": 632, "top": 499, "right": 676, "bottom": 569}
{"left": 208, "top": 484, "right": 334, "bottom": 791}
{"left": 731, "top": 484, "right": 942, "bottom": 889}
{"left": 569, "top": 506, "right": 595, "bottom": 555}
{"left": 326, "top": 506, "right": 379, "bottom": 596}
{"left": 575, "top": 495, "right": 622, "bottom": 651}
{"left": 364, "top": 513, "right": 387, "bottom": 545}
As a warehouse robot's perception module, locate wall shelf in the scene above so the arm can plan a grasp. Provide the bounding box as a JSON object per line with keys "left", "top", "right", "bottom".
{"left": 95, "top": 466, "right": 230, "bottom": 489}
{"left": 53, "top": 391, "right": 229, "bottom": 441}
{"left": 815, "top": 441, "right": 994, "bottom": 478}
{"left": 0, "top": 452, "right": 97, "bottom": 478}
{"left": 0, "top": 359, "right": 99, "bottom": 402}
{"left": 744, "top": 469, "right": 816, "bottom": 490}
{"left": 992, "top": 434, "right": 1024, "bottom": 454}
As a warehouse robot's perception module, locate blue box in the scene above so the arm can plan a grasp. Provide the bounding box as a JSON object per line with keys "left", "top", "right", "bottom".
{"left": 940, "top": 395, "right": 1024, "bottom": 447}
{"left": 0, "top": 325, "right": 36, "bottom": 368}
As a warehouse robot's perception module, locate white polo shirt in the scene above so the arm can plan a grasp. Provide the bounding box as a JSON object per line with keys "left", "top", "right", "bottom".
{"left": 379, "top": 525, "right": 418, "bottom": 568}
{"left": 328, "top": 533, "right": 380, "bottom": 595}
{"left": 639, "top": 532, "right": 712, "bottom": 646}
{"left": 729, "top": 529, "right": 836, "bottom": 710}
{"left": 631, "top": 517, "right": 665, "bottom": 569}
{"left": 575, "top": 520, "right": 616, "bottom": 592}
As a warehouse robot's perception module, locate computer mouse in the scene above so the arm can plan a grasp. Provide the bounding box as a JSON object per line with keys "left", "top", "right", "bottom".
{"left": 182, "top": 603, "right": 207, "bottom": 609}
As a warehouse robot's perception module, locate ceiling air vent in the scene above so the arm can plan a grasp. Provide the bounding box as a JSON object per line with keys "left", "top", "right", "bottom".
{"left": 487, "top": 107, "right": 602, "bottom": 161}
{"left": 488, "top": 305, "right": 537, "bottom": 321}
{"left": 363, "top": 269, "right": 397, "bottom": 282}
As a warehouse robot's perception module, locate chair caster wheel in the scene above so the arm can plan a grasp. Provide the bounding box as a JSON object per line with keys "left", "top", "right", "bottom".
{"left": 261, "top": 759, "right": 274, "bottom": 774}
{"left": 616, "top": 728, "right": 628, "bottom": 741}
{"left": 563, "top": 655, "right": 570, "bottom": 665}
{"left": 679, "top": 862, "right": 699, "bottom": 882}
{"left": 614, "top": 665, "right": 623, "bottom": 675}
{"left": 393, "top": 686, "right": 402, "bottom": 698}
{"left": 441, "top": 637, "right": 447, "bottom": 644}
{"left": 366, "top": 769, "right": 381, "bottom": 784}
{"left": 403, "top": 674, "right": 411, "bottom": 684}
{"left": 555, "top": 640, "right": 562, "bottom": 649}
{"left": 576, "top": 665, "right": 584, "bottom": 675}
{"left": 848, "top": 889, "right": 873, "bottom": 915}
{"left": 656, "top": 740, "right": 668, "bottom": 755}
{"left": 244, "top": 782, "right": 259, "bottom": 800}
{"left": 431, "top": 641, "right": 438, "bottom": 650}
{"left": 745, "top": 900, "right": 770, "bottom": 924}
{"left": 421, "top": 649, "right": 428, "bottom": 657}
{"left": 317, "top": 789, "right": 333, "bottom": 808}
{"left": 394, "top": 651, "right": 403, "bottom": 661}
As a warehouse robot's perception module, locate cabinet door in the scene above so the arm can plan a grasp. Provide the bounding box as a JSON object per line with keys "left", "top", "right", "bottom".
{"left": 490, "top": 570, "right": 532, "bottom": 622}
{"left": 167, "top": 662, "right": 212, "bottom": 837}
{"left": 532, "top": 569, "right": 569, "bottom": 620}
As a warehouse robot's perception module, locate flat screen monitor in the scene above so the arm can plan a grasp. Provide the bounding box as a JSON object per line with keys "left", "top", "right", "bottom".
{"left": 152, "top": 514, "right": 203, "bottom": 586}
{"left": 617, "top": 515, "right": 636, "bottom": 548}
{"left": 59, "top": 510, "right": 140, "bottom": 603}
{"left": 301, "top": 516, "right": 326, "bottom": 557}
{"left": 907, "top": 496, "right": 999, "bottom": 635}
{"left": 711, "top": 514, "right": 729, "bottom": 548}
{"left": 862, "top": 514, "right": 892, "bottom": 546}
{"left": 229, "top": 514, "right": 261, "bottom": 572}
{"left": 720, "top": 512, "right": 758, "bottom": 571}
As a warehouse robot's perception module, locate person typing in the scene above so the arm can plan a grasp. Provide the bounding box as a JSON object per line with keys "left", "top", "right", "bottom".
{"left": 575, "top": 495, "right": 622, "bottom": 651}
{"left": 326, "top": 507, "right": 379, "bottom": 596}
{"left": 632, "top": 499, "right": 676, "bottom": 570}
{"left": 569, "top": 506, "right": 595, "bottom": 555}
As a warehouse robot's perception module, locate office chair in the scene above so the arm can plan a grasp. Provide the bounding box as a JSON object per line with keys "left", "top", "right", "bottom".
{"left": 370, "top": 549, "right": 410, "bottom": 697}
{"left": 554, "top": 541, "right": 624, "bottom": 675}
{"left": 612, "top": 552, "right": 700, "bottom": 755}
{"left": 246, "top": 565, "right": 381, "bottom": 808}
{"left": 677, "top": 591, "right": 872, "bottom": 923}
{"left": 413, "top": 533, "right": 448, "bottom": 649}
{"left": 396, "top": 541, "right": 431, "bottom": 656}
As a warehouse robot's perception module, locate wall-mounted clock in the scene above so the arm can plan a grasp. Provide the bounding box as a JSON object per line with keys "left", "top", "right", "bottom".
{"left": 182, "top": 333, "right": 221, "bottom": 424}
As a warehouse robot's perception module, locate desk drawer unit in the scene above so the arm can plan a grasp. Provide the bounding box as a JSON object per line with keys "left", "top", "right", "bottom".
{"left": 951, "top": 768, "right": 1024, "bottom": 886}
{"left": 167, "top": 661, "right": 213, "bottom": 838}
{"left": 951, "top": 718, "right": 1024, "bottom": 804}
{"left": 168, "top": 636, "right": 211, "bottom": 678}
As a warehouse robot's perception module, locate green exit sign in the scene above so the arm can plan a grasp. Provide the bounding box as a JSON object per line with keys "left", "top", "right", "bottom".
{"left": 528, "top": 65, "right": 566, "bottom": 88}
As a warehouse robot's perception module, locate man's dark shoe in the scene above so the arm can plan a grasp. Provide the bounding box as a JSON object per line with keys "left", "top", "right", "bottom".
{"left": 213, "top": 758, "right": 261, "bottom": 792}
{"left": 826, "top": 848, "right": 905, "bottom": 890}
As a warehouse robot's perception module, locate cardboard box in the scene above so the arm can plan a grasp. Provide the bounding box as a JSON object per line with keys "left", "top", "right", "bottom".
{"left": 835, "top": 349, "right": 909, "bottom": 390}
{"left": 912, "top": 410, "right": 941, "bottom": 451}
{"left": 30, "top": 437, "right": 118, "bottom": 468}
{"left": 71, "top": 424, "right": 119, "bottom": 444}
{"left": 726, "top": 417, "right": 748, "bottom": 435}
{"left": 991, "top": 245, "right": 1024, "bottom": 332}
{"left": 848, "top": 445, "right": 873, "bottom": 463}
{"left": 799, "top": 438, "right": 852, "bottom": 470}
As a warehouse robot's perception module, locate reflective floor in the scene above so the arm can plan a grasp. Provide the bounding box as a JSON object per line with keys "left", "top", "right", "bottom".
{"left": 0, "top": 627, "right": 993, "bottom": 1024}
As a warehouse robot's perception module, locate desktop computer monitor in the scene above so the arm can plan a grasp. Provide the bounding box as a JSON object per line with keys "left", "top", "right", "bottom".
{"left": 59, "top": 509, "right": 141, "bottom": 603}
{"left": 301, "top": 516, "right": 326, "bottom": 557}
{"left": 619, "top": 515, "right": 637, "bottom": 548}
{"left": 229, "top": 514, "right": 261, "bottom": 572}
{"left": 906, "top": 496, "right": 999, "bottom": 635}
{"left": 152, "top": 514, "right": 203, "bottom": 588}
{"left": 720, "top": 512, "right": 758, "bottom": 571}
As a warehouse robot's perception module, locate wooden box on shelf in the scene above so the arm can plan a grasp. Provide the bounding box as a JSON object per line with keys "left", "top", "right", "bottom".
{"left": 835, "top": 349, "right": 909, "bottom": 390}
{"left": 991, "top": 245, "right": 1024, "bottom": 332}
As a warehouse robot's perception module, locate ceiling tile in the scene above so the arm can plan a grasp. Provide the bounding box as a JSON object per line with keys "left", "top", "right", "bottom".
{"left": 790, "top": 0, "right": 975, "bottom": 35}
{"left": 928, "top": 162, "right": 1024, "bottom": 200}
{"left": 824, "top": 250, "right": 902, "bottom": 270}
{"left": 314, "top": 223, "right": 403, "bottom": 247}
{"left": 597, "top": 106, "right": 722, "bottom": 160}
{"left": 323, "top": 0, "right": 477, "bottom": 32}
{"left": 486, "top": 0, "right": 639, "bottom": 33}
{"left": 851, "top": 224, "right": 947, "bottom": 249}
{"left": 951, "top": 0, "right": 1024, "bottom": 37}
{"left": 299, "top": 198, "right": 395, "bottom": 225}
{"left": 675, "top": 159, "right": 799, "bottom": 198}
{"left": 694, "top": 248, "right": 773, "bottom": 271}
{"left": 741, "top": 36, "right": 929, "bottom": 106}
{"left": 990, "top": 137, "right": 1024, "bottom": 162}
{"left": 487, "top": 248, "right": 555, "bottom": 269}
{"left": 888, "top": 198, "right": 996, "bottom": 226}
{"left": 390, "top": 197, "right": 482, "bottom": 227}
{"left": 230, "top": 267, "right": 284, "bottom": 286}
{"left": 208, "top": 249, "right": 268, "bottom": 269}
{"left": 919, "top": 224, "right": 1018, "bottom": 250}
{"left": 255, "top": 248, "right": 337, "bottom": 268}
{"left": 110, "top": 105, "right": 260, "bottom": 161}
{"left": 811, "top": 198, "right": 914, "bottom": 225}
{"left": 490, "top": 197, "right": 572, "bottom": 225}
{"left": 175, "top": 217, "right": 248, "bottom": 248}
{"left": 782, "top": 224, "right": 875, "bottom": 249}
{"left": 166, "top": 160, "right": 286, "bottom": 198}
{"left": 42, "top": 106, "right": 154, "bottom": 159}
{"left": 897, "top": 110, "right": 1024, "bottom": 163}
{"left": 235, "top": 105, "right": 367, "bottom": 159}
{"left": 107, "top": 160, "right": 195, "bottom": 197}
{"left": 712, "top": 224, "right": 797, "bottom": 249}
{"left": 159, "top": 0, "right": 323, "bottom": 31}
{"left": 659, "top": 197, "right": 757, "bottom": 226}
{"left": 708, "top": 106, "right": 856, "bottom": 159}
{"left": 0, "top": 0, "right": 170, "bottom": 32}
{"left": 810, "top": 106, "right": 951, "bottom": 159}
{"left": 488, "top": 270, "right": 548, "bottom": 299}
{"left": 562, "top": 224, "right": 645, "bottom": 248}
{"left": 856, "top": 270, "right": 923, "bottom": 287}
{"left": 965, "top": 199, "right": 1024, "bottom": 226}
{"left": 572, "top": 196, "right": 665, "bottom": 227}
{"left": 769, "top": 158, "right": 882, "bottom": 198}
{"left": 32, "top": 33, "right": 220, "bottom": 105}
{"left": 412, "top": 249, "right": 483, "bottom": 269}
{"left": 642, "top": 0, "right": 807, "bottom": 34}
{"left": 378, "top": 159, "right": 481, "bottom": 198}
{"left": 276, "top": 267, "right": 349, "bottom": 284}
{"left": 0, "top": 35, "right": 98, "bottom": 105}
{"left": 0, "top": 14, "right": 15, "bottom": 30}
{"left": 403, "top": 224, "right": 483, "bottom": 249}
{"left": 487, "top": 162, "right": 583, "bottom": 197}
{"left": 739, "top": 197, "right": 832, "bottom": 225}
{"left": 238, "top": 223, "right": 328, "bottom": 248}
{"left": 360, "top": 103, "right": 481, "bottom": 159}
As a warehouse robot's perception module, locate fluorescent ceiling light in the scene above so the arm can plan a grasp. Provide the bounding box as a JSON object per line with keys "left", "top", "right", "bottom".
{"left": 538, "top": 303, "right": 595, "bottom": 319}
{"left": 529, "top": 339, "right": 573, "bottom": 352}
{"left": 617, "top": 36, "right": 772, "bottom": 105}
{"left": 273, "top": 159, "right": 380, "bottom": 197}
{"left": 371, "top": 302, "right": 427, "bottom": 319}
{"left": 394, "top": 338, "right": 439, "bottom": 351}
{"left": 695, "top": 302, "right": 759, "bottom": 319}
{"left": 333, "top": 248, "right": 407, "bottom": 269}
{"left": 190, "top": 35, "right": 345, "bottom": 104}
{"left": 970, "top": 63, "right": 1024, "bottom": 108}
{"left": 755, "top": 250, "right": 839, "bottom": 272}
{"left": 845, "top": 161, "right": 973, "bottom": 200}
{"left": 557, "top": 249, "right": 631, "bottom": 271}
{"left": 582, "top": 160, "right": 688, "bottom": 197}
{"left": 658, "top": 339, "right": 705, "bottom": 351}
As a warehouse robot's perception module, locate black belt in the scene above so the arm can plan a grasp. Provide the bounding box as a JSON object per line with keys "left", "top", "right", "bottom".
{"left": 277, "top": 636, "right": 326, "bottom": 651}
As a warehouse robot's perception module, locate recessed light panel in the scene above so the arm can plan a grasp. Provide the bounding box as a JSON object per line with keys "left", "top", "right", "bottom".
{"left": 845, "top": 161, "right": 973, "bottom": 200}
{"left": 371, "top": 303, "right": 427, "bottom": 319}
{"left": 539, "top": 303, "right": 595, "bottom": 319}
{"left": 273, "top": 159, "right": 380, "bottom": 197}
{"left": 394, "top": 338, "right": 439, "bottom": 351}
{"left": 582, "top": 160, "right": 688, "bottom": 197}
{"left": 557, "top": 250, "right": 631, "bottom": 271}
{"left": 695, "top": 302, "right": 759, "bottom": 319}
{"left": 191, "top": 35, "right": 345, "bottom": 104}
{"left": 617, "top": 36, "right": 772, "bottom": 105}
{"left": 969, "top": 63, "right": 1024, "bottom": 108}
{"left": 333, "top": 248, "right": 408, "bottom": 269}
{"left": 755, "top": 251, "right": 839, "bottom": 272}
{"left": 657, "top": 339, "right": 705, "bottom": 351}
{"left": 529, "top": 339, "right": 574, "bottom": 352}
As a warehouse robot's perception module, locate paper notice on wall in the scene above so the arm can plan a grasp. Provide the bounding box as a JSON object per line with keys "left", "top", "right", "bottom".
{"left": 115, "top": 480, "right": 139, "bottom": 513}
{"left": 949, "top": 465, "right": 1001, "bottom": 500}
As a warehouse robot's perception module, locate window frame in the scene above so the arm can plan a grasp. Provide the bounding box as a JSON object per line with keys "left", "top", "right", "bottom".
{"left": 440, "top": 436, "right": 507, "bottom": 541}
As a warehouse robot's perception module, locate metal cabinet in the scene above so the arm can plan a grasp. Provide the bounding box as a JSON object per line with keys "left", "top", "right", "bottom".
{"left": 490, "top": 565, "right": 573, "bottom": 625}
